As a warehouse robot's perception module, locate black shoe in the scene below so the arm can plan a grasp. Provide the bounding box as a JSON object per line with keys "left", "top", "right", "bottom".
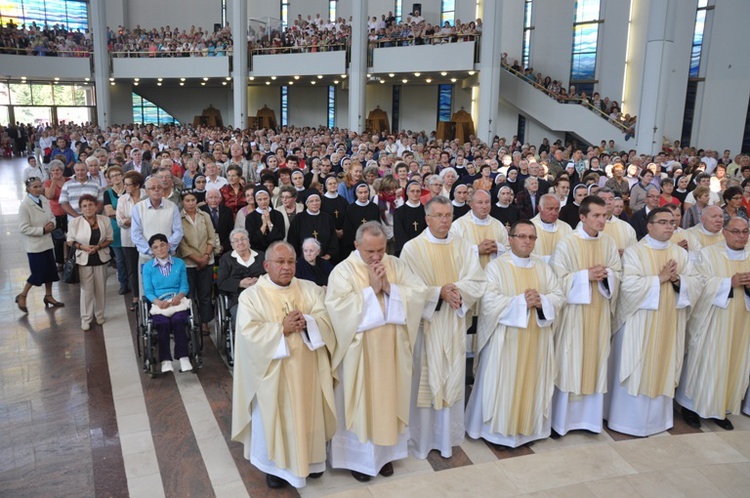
{"left": 550, "top": 428, "right": 562, "bottom": 439}
{"left": 351, "top": 470, "right": 371, "bottom": 482}
{"left": 714, "top": 418, "right": 734, "bottom": 431}
{"left": 681, "top": 407, "right": 702, "bottom": 429}
{"left": 265, "top": 474, "right": 288, "bottom": 489}
{"left": 379, "top": 462, "right": 394, "bottom": 477}
{"left": 309, "top": 471, "right": 324, "bottom": 479}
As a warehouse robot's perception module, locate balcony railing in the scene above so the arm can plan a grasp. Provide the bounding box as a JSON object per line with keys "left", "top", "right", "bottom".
{"left": 0, "top": 45, "right": 91, "bottom": 57}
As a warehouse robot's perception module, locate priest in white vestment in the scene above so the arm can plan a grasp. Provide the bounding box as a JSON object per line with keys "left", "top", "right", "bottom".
{"left": 597, "top": 187, "right": 637, "bottom": 257}
{"left": 677, "top": 217, "right": 750, "bottom": 430}
{"left": 684, "top": 205, "right": 724, "bottom": 255}
{"left": 231, "top": 242, "right": 336, "bottom": 489}
{"left": 530, "top": 194, "right": 572, "bottom": 263}
{"left": 325, "top": 222, "right": 427, "bottom": 482}
{"left": 548, "top": 196, "right": 621, "bottom": 435}
{"left": 401, "top": 196, "right": 486, "bottom": 459}
{"left": 466, "top": 220, "right": 565, "bottom": 447}
{"left": 607, "top": 207, "right": 700, "bottom": 437}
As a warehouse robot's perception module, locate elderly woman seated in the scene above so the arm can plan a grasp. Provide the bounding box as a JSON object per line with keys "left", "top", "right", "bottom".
{"left": 142, "top": 233, "right": 192, "bottom": 374}
{"left": 217, "top": 228, "right": 266, "bottom": 318}
{"left": 295, "top": 237, "right": 334, "bottom": 287}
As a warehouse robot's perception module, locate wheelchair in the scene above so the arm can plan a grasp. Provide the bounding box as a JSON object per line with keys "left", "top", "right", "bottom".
{"left": 136, "top": 293, "right": 203, "bottom": 377}
{"left": 213, "top": 292, "right": 235, "bottom": 369}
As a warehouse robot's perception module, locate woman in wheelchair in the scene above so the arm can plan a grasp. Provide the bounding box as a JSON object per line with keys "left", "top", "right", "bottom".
{"left": 142, "top": 233, "right": 192, "bottom": 374}
{"left": 217, "top": 228, "right": 266, "bottom": 318}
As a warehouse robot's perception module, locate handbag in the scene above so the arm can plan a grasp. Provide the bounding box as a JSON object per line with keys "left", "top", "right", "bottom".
{"left": 62, "top": 248, "right": 79, "bottom": 284}
{"left": 149, "top": 295, "right": 191, "bottom": 318}
{"left": 51, "top": 228, "right": 66, "bottom": 241}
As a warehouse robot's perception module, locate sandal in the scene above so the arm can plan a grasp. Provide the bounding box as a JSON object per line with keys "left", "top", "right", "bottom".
{"left": 129, "top": 302, "right": 137, "bottom": 312}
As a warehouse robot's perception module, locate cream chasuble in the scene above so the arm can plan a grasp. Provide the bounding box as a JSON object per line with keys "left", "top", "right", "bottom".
{"left": 401, "top": 230, "right": 486, "bottom": 409}
{"left": 549, "top": 227, "right": 621, "bottom": 395}
{"left": 530, "top": 215, "right": 572, "bottom": 262}
{"left": 685, "top": 224, "right": 723, "bottom": 253}
{"left": 670, "top": 227, "right": 688, "bottom": 248}
{"left": 679, "top": 243, "right": 750, "bottom": 417}
{"left": 603, "top": 216, "right": 638, "bottom": 254}
{"left": 325, "top": 252, "right": 427, "bottom": 445}
{"left": 470, "top": 253, "right": 564, "bottom": 438}
{"left": 450, "top": 212, "right": 509, "bottom": 269}
{"left": 231, "top": 275, "right": 336, "bottom": 479}
{"left": 613, "top": 237, "right": 700, "bottom": 398}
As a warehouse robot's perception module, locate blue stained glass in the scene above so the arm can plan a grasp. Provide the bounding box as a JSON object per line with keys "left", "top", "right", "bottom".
{"left": 571, "top": 53, "right": 596, "bottom": 81}
{"left": 573, "top": 24, "right": 598, "bottom": 52}
{"left": 575, "top": 0, "right": 600, "bottom": 23}
{"left": 522, "top": 30, "right": 531, "bottom": 68}
{"left": 327, "top": 86, "right": 335, "bottom": 128}
{"left": 132, "top": 92, "right": 177, "bottom": 125}
{"left": 329, "top": 0, "right": 336, "bottom": 22}
{"left": 442, "top": 0, "right": 455, "bottom": 12}
{"left": 281, "top": 86, "right": 288, "bottom": 127}
{"left": 689, "top": 46, "right": 701, "bottom": 78}
{"left": 395, "top": 0, "right": 402, "bottom": 24}
{"left": 438, "top": 84, "right": 452, "bottom": 122}
{"left": 524, "top": 0, "right": 533, "bottom": 29}
{"left": 0, "top": 1, "right": 88, "bottom": 31}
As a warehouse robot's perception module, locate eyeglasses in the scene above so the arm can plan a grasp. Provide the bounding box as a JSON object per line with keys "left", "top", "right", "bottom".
{"left": 725, "top": 229, "right": 750, "bottom": 236}
{"left": 509, "top": 234, "right": 538, "bottom": 240}
{"left": 650, "top": 220, "right": 677, "bottom": 226}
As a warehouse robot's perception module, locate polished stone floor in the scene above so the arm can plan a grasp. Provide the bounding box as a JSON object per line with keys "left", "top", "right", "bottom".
{"left": 1, "top": 155, "right": 750, "bottom": 497}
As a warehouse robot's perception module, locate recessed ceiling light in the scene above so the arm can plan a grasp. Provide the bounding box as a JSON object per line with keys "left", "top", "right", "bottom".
{"left": 468, "top": 71, "right": 476, "bottom": 75}
{"left": 107, "top": 77, "right": 113, "bottom": 82}
{"left": 222, "top": 81, "right": 227, "bottom": 85}
{"left": 402, "top": 79, "right": 408, "bottom": 84}
{"left": 157, "top": 78, "right": 163, "bottom": 82}
{"left": 134, "top": 78, "right": 140, "bottom": 82}
{"left": 294, "top": 75, "right": 300, "bottom": 80}
{"left": 440, "top": 72, "right": 447, "bottom": 76}
{"left": 180, "top": 77, "right": 186, "bottom": 82}
{"left": 203, "top": 77, "right": 209, "bottom": 81}
{"left": 311, "top": 81, "right": 316, "bottom": 85}
{"left": 134, "top": 82, "right": 139, "bottom": 86}
{"left": 200, "top": 82, "right": 205, "bottom": 86}
{"left": 334, "top": 80, "right": 339, "bottom": 84}
{"left": 84, "top": 77, "right": 90, "bottom": 81}
{"left": 21, "top": 76, "right": 26, "bottom": 80}
{"left": 426, "top": 78, "right": 432, "bottom": 83}
{"left": 271, "top": 76, "right": 277, "bottom": 80}
{"left": 414, "top": 72, "right": 421, "bottom": 77}
{"left": 265, "top": 81, "right": 270, "bottom": 85}
{"left": 225, "top": 77, "right": 231, "bottom": 81}
{"left": 288, "top": 81, "right": 293, "bottom": 85}
{"left": 110, "top": 81, "right": 115, "bottom": 85}
{"left": 380, "top": 80, "right": 385, "bottom": 84}
{"left": 249, "top": 76, "right": 255, "bottom": 81}
{"left": 341, "top": 74, "right": 347, "bottom": 78}
{"left": 389, "top": 73, "right": 395, "bottom": 77}
{"left": 157, "top": 82, "right": 162, "bottom": 86}
{"left": 317, "top": 75, "right": 323, "bottom": 79}
{"left": 179, "top": 82, "right": 184, "bottom": 86}
{"left": 451, "top": 78, "right": 457, "bottom": 82}
{"left": 367, "top": 74, "right": 371, "bottom": 78}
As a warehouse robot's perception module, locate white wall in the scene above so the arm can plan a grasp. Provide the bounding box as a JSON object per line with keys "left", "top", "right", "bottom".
{"left": 597, "top": 0, "right": 631, "bottom": 103}
{"left": 692, "top": 0, "right": 750, "bottom": 153}
{"left": 120, "top": 0, "right": 222, "bottom": 30}
{"left": 457, "top": 0, "right": 478, "bottom": 23}
{"left": 525, "top": 116, "right": 564, "bottom": 148}
{"left": 335, "top": 86, "right": 349, "bottom": 128}
{"left": 531, "top": 0, "right": 575, "bottom": 85}
{"left": 113, "top": 84, "right": 234, "bottom": 125}
{"left": 400, "top": 84, "right": 438, "bottom": 133}
{"left": 365, "top": 83, "right": 393, "bottom": 122}
{"left": 109, "top": 82, "right": 134, "bottom": 125}
{"left": 288, "top": 86, "right": 329, "bottom": 127}
{"left": 105, "top": 0, "right": 126, "bottom": 29}
{"left": 496, "top": 100, "right": 521, "bottom": 140}
{"left": 499, "top": 0, "right": 524, "bottom": 67}
{"left": 248, "top": 85, "right": 281, "bottom": 124}
{"left": 288, "top": 1, "right": 329, "bottom": 23}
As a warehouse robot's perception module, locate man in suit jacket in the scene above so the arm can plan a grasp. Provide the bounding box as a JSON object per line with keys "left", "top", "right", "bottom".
{"left": 515, "top": 176, "right": 543, "bottom": 220}
{"left": 201, "top": 189, "right": 234, "bottom": 257}
{"left": 629, "top": 185, "right": 661, "bottom": 240}
{"left": 123, "top": 148, "right": 152, "bottom": 178}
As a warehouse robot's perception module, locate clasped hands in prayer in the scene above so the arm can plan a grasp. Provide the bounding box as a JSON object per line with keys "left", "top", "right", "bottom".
{"left": 477, "top": 239, "right": 498, "bottom": 255}
{"left": 282, "top": 309, "right": 307, "bottom": 335}
{"left": 367, "top": 260, "right": 391, "bottom": 295}
{"left": 588, "top": 265, "right": 609, "bottom": 282}
{"left": 440, "top": 283, "right": 463, "bottom": 310}
{"left": 658, "top": 259, "right": 680, "bottom": 285}
{"left": 730, "top": 271, "right": 750, "bottom": 288}
{"left": 524, "top": 289, "right": 543, "bottom": 309}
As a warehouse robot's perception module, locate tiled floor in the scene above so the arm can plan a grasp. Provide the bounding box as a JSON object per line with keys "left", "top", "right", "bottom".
{"left": 1, "top": 155, "right": 750, "bottom": 497}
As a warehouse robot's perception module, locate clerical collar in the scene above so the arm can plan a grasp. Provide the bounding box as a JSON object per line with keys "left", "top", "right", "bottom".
{"left": 425, "top": 228, "right": 452, "bottom": 244}
{"left": 263, "top": 274, "right": 292, "bottom": 289}
{"left": 699, "top": 223, "right": 719, "bottom": 236}
{"left": 452, "top": 200, "right": 466, "bottom": 208}
{"left": 306, "top": 209, "right": 320, "bottom": 216}
{"left": 644, "top": 235, "right": 669, "bottom": 249}
{"left": 496, "top": 202, "right": 510, "bottom": 208}
{"left": 355, "top": 200, "right": 370, "bottom": 207}
{"left": 726, "top": 246, "right": 747, "bottom": 260}
{"left": 575, "top": 224, "right": 600, "bottom": 240}
{"left": 540, "top": 219, "right": 557, "bottom": 232}
{"left": 406, "top": 200, "right": 421, "bottom": 208}
{"left": 509, "top": 251, "right": 533, "bottom": 268}
{"left": 324, "top": 192, "right": 338, "bottom": 199}
{"left": 470, "top": 211, "right": 490, "bottom": 226}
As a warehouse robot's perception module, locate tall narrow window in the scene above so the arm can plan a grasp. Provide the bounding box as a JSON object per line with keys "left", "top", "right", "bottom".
{"left": 438, "top": 84, "right": 453, "bottom": 122}
{"left": 440, "top": 0, "right": 455, "bottom": 26}
{"left": 221, "top": 0, "right": 227, "bottom": 27}
{"left": 522, "top": 0, "right": 534, "bottom": 69}
{"left": 392, "top": 85, "right": 401, "bottom": 132}
{"left": 394, "top": 0, "right": 402, "bottom": 24}
{"left": 517, "top": 115, "right": 527, "bottom": 145}
{"left": 329, "top": 0, "right": 337, "bottom": 22}
{"left": 327, "top": 86, "right": 336, "bottom": 128}
{"left": 132, "top": 92, "right": 179, "bottom": 125}
{"left": 680, "top": 0, "right": 712, "bottom": 146}
{"left": 281, "top": 0, "right": 289, "bottom": 30}
{"left": 281, "top": 86, "right": 288, "bottom": 127}
{"left": 570, "top": 0, "right": 601, "bottom": 96}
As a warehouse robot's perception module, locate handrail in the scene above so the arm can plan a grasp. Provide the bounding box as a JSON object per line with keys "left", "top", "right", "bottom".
{"left": 0, "top": 45, "right": 91, "bottom": 57}
{"left": 109, "top": 49, "right": 232, "bottom": 58}
{"left": 501, "top": 62, "right": 630, "bottom": 132}
{"left": 249, "top": 43, "right": 348, "bottom": 55}
{"left": 369, "top": 32, "right": 480, "bottom": 49}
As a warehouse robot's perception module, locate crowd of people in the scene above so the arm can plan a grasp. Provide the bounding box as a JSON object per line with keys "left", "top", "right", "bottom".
{"left": 367, "top": 10, "right": 482, "bottom": 48}
{"left": 501, "top": 52, "right": 637, "bottom": 136}
{"left": 12, "top": 120, "right": 750, "bottom": 490}
{"left": 0, "top": 20, "right": 91, "bottom": 56}
{"left": 107, "top": 24, "right": 233, "bottom": 58}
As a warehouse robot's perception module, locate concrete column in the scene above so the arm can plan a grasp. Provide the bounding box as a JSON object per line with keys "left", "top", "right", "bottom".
{"left": 89, "top": 0, "right": 110, "bottom": 127}
{"left": 348, "top": 0, "right": 368, "bottom": 132}
{"left": 477, "top": 0, "right": 503, "bottom": 144}
{"left": 635, "top": 0, "right": 677, "bottom": 155}
{"left": 232, "top": 0, "right": 249, "bottom": 130}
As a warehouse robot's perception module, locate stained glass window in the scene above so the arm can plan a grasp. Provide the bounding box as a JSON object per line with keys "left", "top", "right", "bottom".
{"left": 0, "top": 1, "right": 88, "bottom": 31}
{"left": 438, "top": 84, "right": 452, "bottom": 122}
{"left": 522, "top": 0, "right": 533, "bottom": 68}
{"left": 280, "top": 86, "right": 288, "bottom": 127}
{"left": 570, "top": 0, "right": 600, "bottom": 93}
{"left": 132, "top": 93, "right": 179, "bottom": 125}
{"left": 327, "top": 86, "right": 335, "bottom": 128}
{"left": 440, "top": 0, "right": 455, "bottom": 26}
